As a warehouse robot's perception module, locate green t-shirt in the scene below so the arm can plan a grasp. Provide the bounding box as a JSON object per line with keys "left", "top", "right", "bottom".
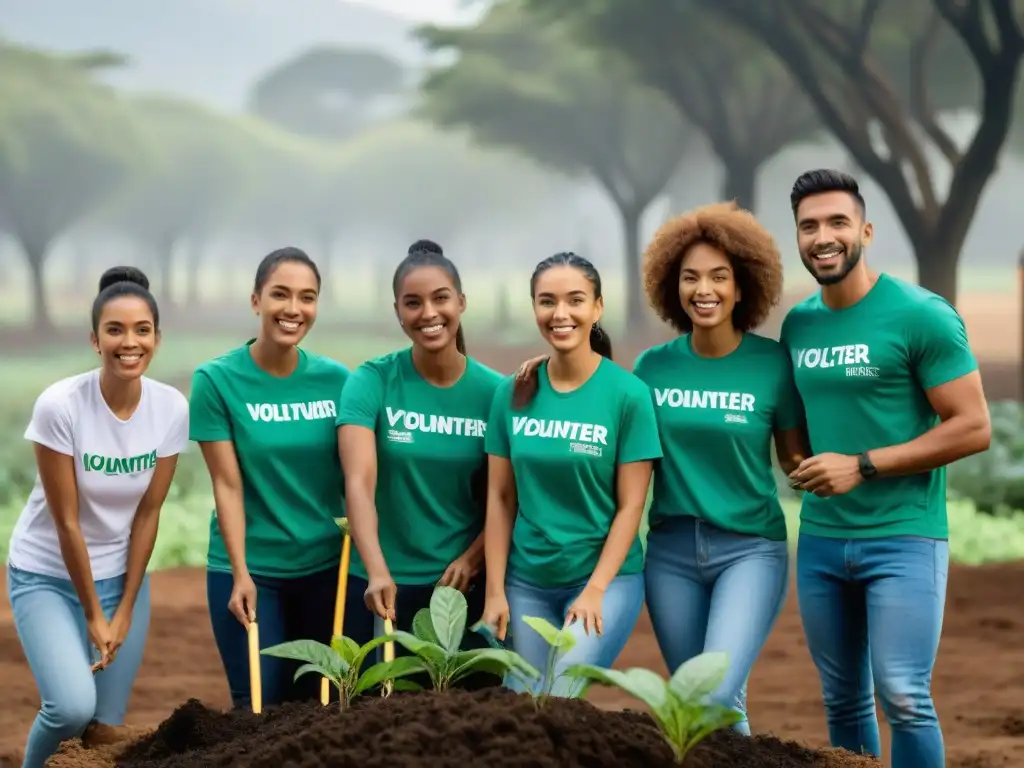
{"left": 336, "top": 348, "right": 503, "bottom": 584}
{"left": 633, "top": 333, "right": 803, "bottom": 541}
{"left": 780, "top": 274, "right": 978, "bottom": 539}
{"left": 485, "top": 358, "right": 663, "bottom": 588}
{"left": 189, "top": 341, "right": 349, "bottom": 578}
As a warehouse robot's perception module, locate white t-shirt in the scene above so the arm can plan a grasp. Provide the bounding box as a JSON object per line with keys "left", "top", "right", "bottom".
{"left": 8, "top": 369, "right": 190, "bottom": 580}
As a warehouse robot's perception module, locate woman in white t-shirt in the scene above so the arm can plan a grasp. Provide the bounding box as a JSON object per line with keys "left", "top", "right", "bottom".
{"left": 6, "top": 266, "right": 189, "bottom": 768}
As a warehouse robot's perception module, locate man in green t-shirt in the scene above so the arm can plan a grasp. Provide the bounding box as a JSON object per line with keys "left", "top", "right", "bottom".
{"left": 781, "top": 170, "right": 991, "bottom": 768}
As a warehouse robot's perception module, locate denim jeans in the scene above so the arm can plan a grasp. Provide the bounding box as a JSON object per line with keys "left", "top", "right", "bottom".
{"left": 345, "top": 573, "right": 500, "bottom": 690}
{"left": 207, "top": 564, "right": 344, "bottom": 709}
{"left": 797, "top": 533, "right": 949, "bottom": 768}
{"left": 7, "top": 563, "right": 151, "bottom": 768}
{"left": 644, "top": 515, "right": 788, "bottom": 734}
{"left": 504, "top": 571, "right": 644, "bottom": 697}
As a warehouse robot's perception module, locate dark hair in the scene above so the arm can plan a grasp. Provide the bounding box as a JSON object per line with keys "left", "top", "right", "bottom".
{"left": 91, "top": 266, "right": 159, "bottom": 333}
{"left": 642, "top": 201, "right": 783, "bottom": 333}
{"left": 253, "top": 247, "right": 322, "bottom": 294}
{"left": 512, "top": 252, "right": 612, "bottom": 409}
{"left": 392, "top": 239, "right": 467, "bottom": 355}
{"left": 790, "top": 169, "right": 866, "bottom": 218}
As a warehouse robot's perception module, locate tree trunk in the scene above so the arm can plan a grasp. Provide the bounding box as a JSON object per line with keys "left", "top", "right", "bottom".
{"left": 156, "top": 235, "right": 177, "bottom": 309}
{"left": 23, "top": 240, "right": 53, "bottom": 331}
{"left": 721, "top": 159, "right": 759, "bottom": 212}
{"left": 617, "top": 203, "right": 646, "bottom": 333}
{"left": 914, "top": 238, "right": 958, "bottom": 306}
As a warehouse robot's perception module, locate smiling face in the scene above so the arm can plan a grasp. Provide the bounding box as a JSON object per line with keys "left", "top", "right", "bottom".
{"left": 91, "top": 296, "right": 159, "bottom": 380}
{"left": 678, "top": 242, "right": 739, "bottom": 330}
{"left": 532, "top": 265, "right": 603, "bottom": 354}
{"left": 795, "top": 190, "right": 873, "bottom": 285}
{"left": 395, "top": 265, "right": 465, "bottom": 352}
{"left": 251, "top": 260, "right": 319, "bottom": 346}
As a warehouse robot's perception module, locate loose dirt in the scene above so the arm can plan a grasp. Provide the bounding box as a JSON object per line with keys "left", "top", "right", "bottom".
{"left": 55, "top": 690, "right": 880, "bottom": 768}
{"left": 0, "top": 563, "right": 1022, "bottom": 767}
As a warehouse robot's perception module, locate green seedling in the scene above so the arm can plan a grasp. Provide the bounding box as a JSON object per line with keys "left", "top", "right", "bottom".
{"left": 565, "top": 651, "right": 743, "bottom": 764}
{"left": 386, "top": 585, "right": 540, "bottom": 691}
{"left": 261, "top": 633, "right": 423, "bottom": 709}
{"left": 518, "top": 616, "right": 586, "bottom": 704}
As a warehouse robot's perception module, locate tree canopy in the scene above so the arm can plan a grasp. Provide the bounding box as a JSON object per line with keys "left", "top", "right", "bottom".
{"left": 417, "top": 0, "right": 693, "bottom": 327}
{"left": 698, "top": 0, "right": 1024, "bottom": 305}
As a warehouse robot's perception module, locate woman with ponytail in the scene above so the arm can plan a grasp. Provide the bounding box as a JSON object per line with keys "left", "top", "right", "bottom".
{"left": 479, "top": 253, "right": 662, "bottom": 697}
{"left": 336, "top": 240, "right": 503, "bottom": 683}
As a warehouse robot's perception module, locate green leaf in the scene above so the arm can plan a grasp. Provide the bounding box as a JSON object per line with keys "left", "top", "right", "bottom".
{"left": 292, "top": 662, "right": 335, "bottom": 684}
{"left": 429, "top": 585, "right": 468, "bottom": 654}
{"left": 386, "top": 630, "right": 448, "bottom": 668}
{"left": 564, "top": 665, "right": 669, "bottom": 712}
{"left": 352, "top": 633, "right": 397, "bottom": 672}
{"left": 262, "top": 639, "right": 349, "bottom": 681}
{"left": 522, "top": 615, "right": 576, "bottom": 650}
{"left": 448, "top": 648, "right": 541, "bottom": 683}
{"left": 353, "top": 655, "right": 429, "bottom": 695}
{"left": 412, "top": 607, "right": 440, "bottom": 645}
{"left": 470, "top": 620, "right": 506, "bottom": 649}
{"left": 668, "top": 651, "right": 729, "bottom": 703}
{"left": 330, "top": 635, "right": 361, "bottom": 665}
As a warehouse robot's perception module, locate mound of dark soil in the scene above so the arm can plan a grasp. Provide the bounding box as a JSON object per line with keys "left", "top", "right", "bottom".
{"left": 113, "top": 689, "right": 878, "bottom": 768}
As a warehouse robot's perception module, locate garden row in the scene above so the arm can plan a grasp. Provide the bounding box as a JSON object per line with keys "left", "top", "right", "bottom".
{"left": 51, "top": 585, "right": 878, "bottom": 768}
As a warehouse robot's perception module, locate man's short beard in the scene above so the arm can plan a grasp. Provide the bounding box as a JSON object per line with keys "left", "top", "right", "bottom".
{"left": 804, "top": 242, "right": 863, "bottom": 285}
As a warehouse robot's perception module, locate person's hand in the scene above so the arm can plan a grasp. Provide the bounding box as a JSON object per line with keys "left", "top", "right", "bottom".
{"left": 515, "top": 355, "right": 548, "bottom": 381}
{"left": 438, "top": 551, "right": 482, "bottom": 593}
{"left": 228, "top": 572, "right": 257, "bottom": 628}
{"left": 87, "top": 615, "right": 115, "bottom": 673}
{"left": 108, "top": 606, "right": 132, "bottom": 657}
{"left": 565, "top": 585, "right": 604, "bottom": 636}
{"left": 789, "top": 453, "right": 863, "bottom": 497}
{"left": 480, "top": 593, "right": 510, "bottom": 641}
{"left": 365, "top": 573, "right": 398, "bottom": 621}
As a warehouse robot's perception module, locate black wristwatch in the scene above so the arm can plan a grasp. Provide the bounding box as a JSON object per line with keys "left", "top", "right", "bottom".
{"left": 857, "top": 451, "right": 877, "bottom": 480}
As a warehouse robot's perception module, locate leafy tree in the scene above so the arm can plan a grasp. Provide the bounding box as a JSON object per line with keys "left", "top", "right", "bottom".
{"left": 100, "top": 95, "right": 260, "bottom": 307}
{"left": 248, "top": 46, "right": 407, "bottom": 140}
{"left": 0, "top": 42, "right": 144, "bottom": 329}
{"left": 417, "top": 0, "right": 693, "bottom": 329}
{"left": 697, "top": 0, "right": 1024, "bottom": 305}
{"left": 525, "top": 0, "right": 822, "bottom": 212}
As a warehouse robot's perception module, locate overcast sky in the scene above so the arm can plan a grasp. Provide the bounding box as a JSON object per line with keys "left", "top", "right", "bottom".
{"left": 346, "top": 0, "right": 484, "bottom": 24}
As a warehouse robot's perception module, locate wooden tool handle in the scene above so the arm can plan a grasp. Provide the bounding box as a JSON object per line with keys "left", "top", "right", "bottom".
{"left": 247, "top": 621, "right": 262, "bottom": 714}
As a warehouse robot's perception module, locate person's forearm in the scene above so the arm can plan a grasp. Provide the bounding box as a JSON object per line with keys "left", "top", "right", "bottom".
{"left": 484, "top": 499, "right": 514, "bottom": 596}
{"left": 347, "top": 487, "right": 390, "bottom": 578}
{"left": 212, "top": 484, "right": 248, "bottom": 579}
{"left": 118, "top": 505, "right": 160, "bottom": 613}
{"left": 587, "top": 506, "right": 644, "bottom": 593}
{"left": 461, "top": 530, "right": 486, "bottom": 565}
{"left": 868, "top": 414, "right": 991, "bottom": 478}
{"left": 54, "top": 521, "right": 102, "bottom": 620}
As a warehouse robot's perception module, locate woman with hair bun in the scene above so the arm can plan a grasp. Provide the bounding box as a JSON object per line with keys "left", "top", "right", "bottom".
{"left": 635, "top": 201, "right": 809, "bottom": 733}
{"left": 337, "top": 240, "right": 503, "bottom": 686}
{"left": 6, "top": 266, "right": 189, "bottom": 768}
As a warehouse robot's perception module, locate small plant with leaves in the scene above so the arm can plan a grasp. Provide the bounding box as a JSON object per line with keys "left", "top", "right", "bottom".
{"left": 387, "top": 585, "right": 540, "bottom": 691}
{"left": 515, "top": 615, "right": 587, "bottom": 704}
{"left": 261, "top": 633, "right": 423, "bottom": 709}
{"left": 564, "top": 651, "right": 743, "bottom": 764}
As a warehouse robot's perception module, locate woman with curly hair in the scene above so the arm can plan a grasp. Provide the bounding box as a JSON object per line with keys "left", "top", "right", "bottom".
{"left": 634, "top": 201, "right": 809, "bottom": 734}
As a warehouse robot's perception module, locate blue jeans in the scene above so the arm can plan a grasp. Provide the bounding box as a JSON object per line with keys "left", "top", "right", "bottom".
{"left": 644, "top": 516, "right": 788, "bottom": 734}
{"left": 797, "top": 533, "right": 949, "bottom": 768}
{"left": 7, "top": 564, "right": 151, "bottom": 768}
{"left": 504, "top": 571, "right": 644, "bottom": 697}
{"left": 207, "top": 564, "right": 343, "bottom": 709}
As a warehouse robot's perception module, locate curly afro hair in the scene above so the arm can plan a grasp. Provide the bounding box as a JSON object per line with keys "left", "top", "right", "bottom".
{"left": 642, "top": 201, "right": 783, "bottom": 334}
